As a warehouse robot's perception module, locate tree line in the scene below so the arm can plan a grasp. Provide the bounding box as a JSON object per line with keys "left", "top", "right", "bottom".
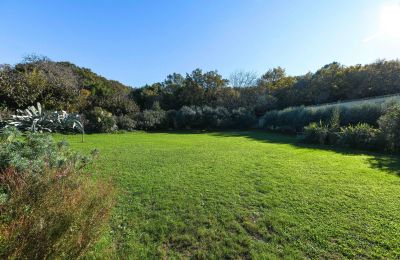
{"left": 1, "top": 55, "right": 400, "bottom": 132}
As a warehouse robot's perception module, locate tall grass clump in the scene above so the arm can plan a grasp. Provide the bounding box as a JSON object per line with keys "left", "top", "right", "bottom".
{"left": 0, "top": 128, "right": 114, "bottom": 258}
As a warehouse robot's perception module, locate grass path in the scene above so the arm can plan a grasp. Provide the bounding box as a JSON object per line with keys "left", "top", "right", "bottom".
{"left": 63, "top": 131, "right": 400, "bottom": 258}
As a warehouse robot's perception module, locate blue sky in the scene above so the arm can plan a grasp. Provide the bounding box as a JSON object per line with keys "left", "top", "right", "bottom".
{"left": 1, "top": 0, "right": 400, "bottom": 87}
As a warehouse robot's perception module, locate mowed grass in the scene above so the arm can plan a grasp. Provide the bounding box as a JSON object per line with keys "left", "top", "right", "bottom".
{"left": 62, "top": 131, "right": 400, "bottom": 258}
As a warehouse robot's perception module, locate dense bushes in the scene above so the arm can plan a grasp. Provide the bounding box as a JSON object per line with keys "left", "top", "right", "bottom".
{"left": 172, "top": 106, "right": 256, "bottom": 130}
{"left": 378, "top": 104, "right": 400, "bottom": 152}
{"left": 303, "top": 122, "right": 384, "bottom": 150}
{"left": 261, "top": 102, "right": 385, "bottom": 133}
{"left": 0, "top": 129, "right": 113, "bottom": 258}
{"left": 339, "top": 124, "right": 383, "bottom": 150}
{"left": 301, "top": 104, "right": 400, "bottom": 152}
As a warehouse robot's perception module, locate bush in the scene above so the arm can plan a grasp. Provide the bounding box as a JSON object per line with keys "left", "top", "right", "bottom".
{"left": 138, "top": 109, "right": 167, "bottom": 130}
{"left": 261, "top": 102, "right": 385, "bottom": 132}
{"left": 0, "top": 129, "right": 113, "bottom": 258}
{"left": 5, "top": 103, "right": 84, "bottom": 135}
{"left": 115, "top": 114, "right": 138, "bottom": 131}
{"left": 378, "top": 104, "right": 400, "bottom": 152}
{"left": 339, "top": 123, "right": 383, "bottom": 150}
{"left": 341, "top": 103, "right": 382, "bottom": 126}
{"left": 303, "top": 122, "right": 329, "bottom": 145}
{"left": 230, "top": 107, "right": 257, "bottom": 129}
{"left": 84, "top": 107, "right": 117, "bottom": 133}
{"left": 0, "top": 128, "right": 91, "bottom": 174}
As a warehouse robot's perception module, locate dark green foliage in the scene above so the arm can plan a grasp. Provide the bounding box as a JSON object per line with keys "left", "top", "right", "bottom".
{"left": 84, "top": 107, "right": 117, "bottom": 133}
{"left": 173, "top": 106, "right": 256, "bottom": 130}
{"left": 339, "top": 123, "right": 384, "bottom": 150}
{"left": 378, "top": 104, "right": 400, "bottom": 152}
{"left": 262, "top": 102, "right": 386, "bottom": 133}
{"left": 115, "top": 115, "right": 138, "bottom": 131}
{"left": 303, "top": 122, "right": 329, "bottom": 145}
{"left": 137, "top": 109, "right": 167, "bottom": 130}
{"left": 340, "top": 103, "right": 382, "bottom": 126}
{"left": 230, "top": 107, "right": 257, "bottom": 129}
{"left": 302, "top": 107, "right": 388, "bottom": 151}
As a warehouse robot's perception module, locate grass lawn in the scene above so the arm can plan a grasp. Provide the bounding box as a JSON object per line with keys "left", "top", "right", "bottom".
{"left": 62, "top": 131, "right": 400, "bottom": 258}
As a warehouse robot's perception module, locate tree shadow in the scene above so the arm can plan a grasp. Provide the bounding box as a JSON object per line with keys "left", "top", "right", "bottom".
{"left": 208, "top": 130, "right": 400, "bottom": 177}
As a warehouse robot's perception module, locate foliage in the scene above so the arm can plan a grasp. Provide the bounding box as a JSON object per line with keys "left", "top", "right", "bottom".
{"left": 137, "top": 109, "right": 167, "bottom": 130}
{"left": 303, "top": 108, "right": 386, "bottom": 151}
{"left": 115, "top": 114, "right": 138, "bottom": 131}
{"left": 340, "top": 103, "right": 383, "bottom": 126}
{"left": 0, "top": 107, "right": 10, "bottom": 128}
{"left": 303, "top": 122, "right": 330, "bottom": 145}
{"left": 0, "top": 129, "right": 113, "bottom": 258}
{"left": 261, "top": 102, "right": 387, "bottom": 133}
{"left": 5, "top": 103, "right": 84, "bottom": 135}
{"left": 2, "top": 57, "right": 400, "bottom": 133}
{"left": 378, "top": 104, "right": 400, "bottom": 152}
{"left": 84, "top": 107, "right": 117, "bottom": 133}
{"left": 172, "top": 106, "right": 256, "bottom": 130}
{"left": 0, "top": 127, "right": 92, "bottom": 174}
{"left": 339, "top": 123, "right": 383, "bottom": 150}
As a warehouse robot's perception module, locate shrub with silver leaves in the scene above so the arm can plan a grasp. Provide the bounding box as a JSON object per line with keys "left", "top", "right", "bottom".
{"left": 4, "top": 102, "right": 85, "bottom": 141}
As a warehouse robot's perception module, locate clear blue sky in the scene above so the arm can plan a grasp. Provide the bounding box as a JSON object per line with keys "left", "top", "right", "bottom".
{"left": 1, "top": 0, "right": 400, "bottom": 87}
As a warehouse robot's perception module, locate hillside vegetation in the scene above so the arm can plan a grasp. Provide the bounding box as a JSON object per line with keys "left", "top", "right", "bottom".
{"left": 2, "top": 56, "right": 400, "bottom": 133}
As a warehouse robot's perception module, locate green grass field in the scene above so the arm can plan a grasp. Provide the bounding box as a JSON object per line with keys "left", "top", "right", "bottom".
{"left": 62, "top": 131, "right": 400, "bottom": 258}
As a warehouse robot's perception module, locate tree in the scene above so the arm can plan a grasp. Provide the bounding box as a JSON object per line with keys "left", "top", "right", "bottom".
{"left": 229, "top": 70, "right": 258, "bottom": 88}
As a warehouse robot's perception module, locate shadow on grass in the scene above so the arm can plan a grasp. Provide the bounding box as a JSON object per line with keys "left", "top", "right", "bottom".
{"left": 208, "top": 130, "right": 400, "bottom": 177}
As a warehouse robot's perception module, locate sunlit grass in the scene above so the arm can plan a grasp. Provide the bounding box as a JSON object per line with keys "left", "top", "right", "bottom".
{"left": 62, "top": 131, "right": 400, "bottom": 258}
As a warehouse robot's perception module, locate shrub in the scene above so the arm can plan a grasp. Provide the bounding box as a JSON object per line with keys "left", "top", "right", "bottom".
{"left": 84, "top": 107, "right": 117, "bottom": 133}
{"left": 339, "top": 123, "right": 383, "bottom": 150}
{"left": 378, "top": 104, "right": 400, "bottom": 152}
{"left": 303, "top": 122, "right": 329, "bottom": 145}
{"left": 261, "top": 102, "right": 385, "bottom": 131}
{"left": 175, "top": 106, "right": 201, "bottom": 129}
{"left": 341, "top": 103, "right": 382, "bottom": 126}
{"left": 115, "top": 114, "right": 138, "bottom": 131}
{"left": 0, "top": 127, "right": 91, "bottom": 174}
{"left": 230, "top": 107, "right": 257, "bottom": 129}
{"left": 202, "top": 106, "right": 231, "bottom": 129}
{"left": 0, "top": 129, "right": 113, "bottom": 258}
{"left": 138, "top": 109, "right": 167, "bottom": 130}
{"left": 5, "top": 103, "right": 84, "bottom": 135}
